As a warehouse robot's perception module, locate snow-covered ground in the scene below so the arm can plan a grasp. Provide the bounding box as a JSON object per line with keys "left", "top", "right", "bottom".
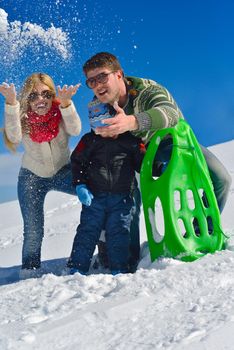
{"left": 0, "top": 140, "right": 233, "bottom": 350}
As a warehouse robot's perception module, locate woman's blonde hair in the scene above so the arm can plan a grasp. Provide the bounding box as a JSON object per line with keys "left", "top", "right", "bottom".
{"left": 2, "top": 73, "right": 56, "bottom": 152}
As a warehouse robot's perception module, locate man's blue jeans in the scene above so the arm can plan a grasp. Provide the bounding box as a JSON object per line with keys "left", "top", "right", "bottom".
{"left": 17, "top": 164, "right": 76, "bottom": 269}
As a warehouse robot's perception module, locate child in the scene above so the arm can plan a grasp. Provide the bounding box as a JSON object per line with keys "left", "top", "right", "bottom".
{"left": 67, "top": 100, "right": 146, "bottom": 275}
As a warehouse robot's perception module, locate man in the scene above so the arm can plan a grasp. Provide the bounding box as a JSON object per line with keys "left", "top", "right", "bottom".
{"left": 83, "top": 51, "right": 231, "bottom": 271}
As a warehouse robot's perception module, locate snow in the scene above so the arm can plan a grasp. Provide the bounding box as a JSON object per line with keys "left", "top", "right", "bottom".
{"left": 0, "top": 140, "right": 233, "bottom": 349}
{"left": 0, "top": 8, "right": 71, "bottom": 62}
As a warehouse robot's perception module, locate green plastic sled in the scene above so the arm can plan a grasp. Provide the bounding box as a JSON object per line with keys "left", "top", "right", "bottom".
{"left": 140, "top": 119, "right": 225, "bottom": 262}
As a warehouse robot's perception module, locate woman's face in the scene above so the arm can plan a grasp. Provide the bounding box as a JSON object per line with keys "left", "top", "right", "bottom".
{"left": 28, "top": 82, "right": 54, "bottom": 115}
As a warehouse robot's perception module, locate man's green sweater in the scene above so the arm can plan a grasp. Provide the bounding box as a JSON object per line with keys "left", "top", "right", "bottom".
{"left": 124, "top": 76, "right": 184, "bottom": 144}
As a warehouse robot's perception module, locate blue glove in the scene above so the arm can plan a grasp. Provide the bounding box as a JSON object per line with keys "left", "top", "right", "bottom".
{"left": 76, "top": 184, "right": 94, "bottom": 206}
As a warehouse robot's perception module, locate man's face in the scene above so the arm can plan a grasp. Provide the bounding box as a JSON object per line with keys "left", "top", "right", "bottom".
{"left": 86, "top": 67, "right": 122, "bottom": 104}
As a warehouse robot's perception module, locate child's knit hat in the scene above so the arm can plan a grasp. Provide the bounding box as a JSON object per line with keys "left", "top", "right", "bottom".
{"left": 88, "top": 99, "right": 116, "bottom": 131}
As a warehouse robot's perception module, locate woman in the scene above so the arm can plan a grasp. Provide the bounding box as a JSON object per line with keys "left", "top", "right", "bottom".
{"left": 0, "top": 73, "right": 81, "bottom": 277}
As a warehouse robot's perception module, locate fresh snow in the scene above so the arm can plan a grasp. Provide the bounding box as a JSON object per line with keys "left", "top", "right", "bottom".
{"left": 0, "top": 140, "right": 233, "bottom": 349}
{"left": 0, "top": 8, "right": 71, "bottom": 65}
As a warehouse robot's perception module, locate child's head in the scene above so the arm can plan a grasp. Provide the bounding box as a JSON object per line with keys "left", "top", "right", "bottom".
{"left": 88, "top": 100, "right": 116, "bottom": 131}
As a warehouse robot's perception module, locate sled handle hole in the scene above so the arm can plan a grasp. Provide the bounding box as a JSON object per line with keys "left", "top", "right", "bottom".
{"left": 186, "top": 189, "right": 195, "bottom": 210}
{"left": 174, "top": 190, "right": 181, "bottom": 211}
{"left": 177, "top": 218, "right": 187, "bottom": 238}
{"left": 199, "top": 189, "right": 210, "bottom": 209}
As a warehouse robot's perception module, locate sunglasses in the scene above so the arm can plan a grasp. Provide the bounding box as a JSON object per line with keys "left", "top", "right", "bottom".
{"left": 28, "top": 90, "right": 54, "bottom": 102}
{"left": 86, "top": 71, "right": 115, "bottom": 89}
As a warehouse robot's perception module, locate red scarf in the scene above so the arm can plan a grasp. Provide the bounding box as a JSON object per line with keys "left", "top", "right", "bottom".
{"left": 27, "top": 100, "right": 62, "bottom": 143}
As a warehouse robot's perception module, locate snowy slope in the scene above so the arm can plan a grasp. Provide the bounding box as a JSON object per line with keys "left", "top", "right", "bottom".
{"left": 0, "top": 140, "right": 233, "bottom": 350}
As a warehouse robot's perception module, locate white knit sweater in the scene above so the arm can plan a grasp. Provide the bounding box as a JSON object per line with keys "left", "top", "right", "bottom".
{"left": 5, "top": 101, "right": 81, "bottom": 177}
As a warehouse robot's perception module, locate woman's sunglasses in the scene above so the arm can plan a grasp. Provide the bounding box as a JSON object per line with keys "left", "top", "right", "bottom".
{"left": 28, "top": 90, "right": 54, "bottom": 102}
{"left": 86, "top": 71, "right": 115, "bottom": 89}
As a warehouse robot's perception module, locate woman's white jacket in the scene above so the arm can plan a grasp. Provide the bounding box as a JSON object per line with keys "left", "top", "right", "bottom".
{"left": 5, "top": 102, "right": 81, "bottom": 177}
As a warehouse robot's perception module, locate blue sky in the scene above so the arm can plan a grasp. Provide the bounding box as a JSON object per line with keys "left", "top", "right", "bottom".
{"left": 0, "top": 0, "right": 233, "bottom": 155}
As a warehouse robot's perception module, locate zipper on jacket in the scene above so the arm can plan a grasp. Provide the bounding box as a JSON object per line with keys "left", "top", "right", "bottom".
{"left": 105, "top": 141, "right": 113, "bottom": 191}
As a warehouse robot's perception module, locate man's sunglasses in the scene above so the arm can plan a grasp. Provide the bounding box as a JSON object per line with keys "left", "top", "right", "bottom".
{"left": 86, "top": 71, "right": 115, "bottom": 89}
{"left": 28, "top": 90, "right": 54, "bottom": 102}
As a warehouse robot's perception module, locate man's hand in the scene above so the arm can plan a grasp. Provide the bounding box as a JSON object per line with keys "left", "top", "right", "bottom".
{"left": 57, "top": 84, "right": 81, "bottom": 108}
{"left": 0, "top": 83, "right": 17, "bottom": 105}
{"left": 95, "top": 101, "right": 138, "bottom": 137}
